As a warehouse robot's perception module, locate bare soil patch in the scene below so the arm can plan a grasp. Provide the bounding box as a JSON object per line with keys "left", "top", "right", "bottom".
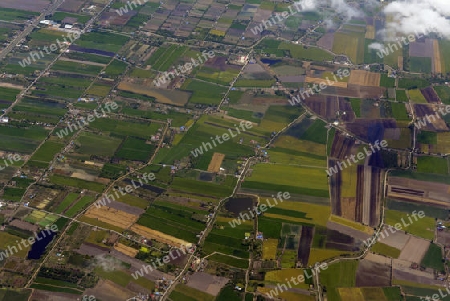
{"left": 84, "top": 279, "right": 135, "bottom": 301}
{"left": 186, "top": 272, "right": 229, "bottom": 296}
{"left": 118, "top": 81, "right": 190, "bottom": 106}
{"left": 326, "top": 220, "right": 371, "bottom": 241}
{"left": 377, "top": 225, "right": 409, "bottom": 250}
{"left": 398, "top": 236, "right": 430, "bottom": 263}
{"left": 30, "top": 290, "right": 80, "bottom": 301}
{"left": 348, "top": 70, "right": 381, "bottom": 87}
{"left": 0, "top": 0, "right": 49, "bottom": 12}
{"left": 356, "top": 255, "right": 391, "bottom": 287}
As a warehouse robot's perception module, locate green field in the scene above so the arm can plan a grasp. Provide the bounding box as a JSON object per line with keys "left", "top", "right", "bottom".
{"left": 410, "top": 57, "right": 432, "bottom": 73}
{"left": 50, "top": 175, "right": 105, "bottom": 193}
{"left": 0, "top": 8, "right": 38, "bottom": 21}
{"left": 279, "top": 42, "right": 334, "bottom": 61}
{"left": 332, "top": 32, "right": 365, "bottom": 64}
{"left": 29, "top": 141, "right": 64, "bottom": 163}
{"left": 65, "top": 196, "right": 95, "bottom": 217}
{"left": 137, "top": 201, "right": 207, "bottom": 243}
{"left": 407, "top": 89, "right": 427, "bottom": 103}
{"left": 0, "top": 125, "right": 48, "bottom": 154}
{"left": 372, "top": 242, "right": 401, "bottom": 258}
{"left": 417, "top": 156, "right": 448, "bottom": 175}
{"left": 421, "top": 243, "right": 444, "bottom": 272}
{"left": 349, "top": 98, "right": 361, "bottom": 117}
{"left": 396, "top": 90, "right": 408, "bottom": 102}
{"left": 434, "top": 86, "right": 450, "bottom": 104}
{"left": 385, "top": 209, "right": 435, "bottom": 240}
{"left": 115, "top": 137, "right": 155, "bottom": 161}
{"left": 320, "top": 261, "right": 358, "bottom": 288}
{"left": 243, "top": 164, "right": 329, "bottom": 197}
{"left": 76, "top": 132, "right": 122, "bottom": 157}
{"left": 184, "top": 79, "right": 227, "bottom": 105}
{"left": 88, "top": 118, "right": 159, "bottom": 139}
{"left": 398, "top": 78, "right": 430, "bottom": 90}
{"left": 54, "top": 193, "right": 79, "bottom": 214}
{"left": 439, "top": 40, "right": 450, "bottom": 74}
{"left": 75, "top": 32, "right": 129, "bottom": 53}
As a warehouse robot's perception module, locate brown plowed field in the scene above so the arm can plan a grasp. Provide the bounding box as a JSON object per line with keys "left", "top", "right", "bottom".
{"left": 0, "top": 0, "right": 48, "bottom": 11}
{"left": 297, "top": 226, "right": 313, "bottom": 266}
{"left": 369, "top": 167, "right": 381, "bottom": 227}
{"left": 355, "top": 256, "right": 391, "bottom": 287}
{"left": 329, "top": 159, "right": 342, "bottom": 216}
{"left": 348, "top": 70, "right": 381, "bottom": 87}
{"left": 330, "top": 134, "right": 355, "bottom": 159}
{"left": 420, "top": 87, "right": 440, "bottom": 103}
{"left": 355, "top": 165, "right": 364, "bottom": 223}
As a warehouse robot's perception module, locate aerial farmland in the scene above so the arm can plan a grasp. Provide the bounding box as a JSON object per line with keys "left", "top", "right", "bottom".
{"left": 0, "top": 0, "right": 449, "bottom": 300}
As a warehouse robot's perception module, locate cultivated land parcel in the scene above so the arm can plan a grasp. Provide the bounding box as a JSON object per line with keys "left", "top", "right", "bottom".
{"left": 0, "top": 0, "right": 449, "bottom": 300}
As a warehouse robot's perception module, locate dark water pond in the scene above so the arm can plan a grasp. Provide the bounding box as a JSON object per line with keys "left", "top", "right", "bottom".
{"left": 225, "top": 196, "right": 255, "bottom": 216}
{"left": 27, "top": 230, "right": 56, "bottom": 260}
{"left": 261, "top": 58, "right": 282, "bottom": 65}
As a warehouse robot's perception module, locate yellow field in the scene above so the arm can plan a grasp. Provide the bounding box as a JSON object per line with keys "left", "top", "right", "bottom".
{"left": 210, "top": 29, "right": 226, "bottom": 36}
{"left": 114, "top": 243, "right": 139, "bottom": 257}
{"left": 259, "top": 200, "right": 330, "bottom": 227}
{"left": 275, "top": 136, "right": 326, "bottom": 156}
{"left": 259, "top": 119, "right": 288, "bottom": 132}
{"left": 36, "top": 199, "right": 50, "bottom": 209}
{"left": 348, "top": 70, "right": 381, "bottom": 87}
{"left": 332, "top": 32, "right": 365, "bottom": 64}
{"left": 257, "top": 287, "right": 315, "bottom": 301}
{"left": 341, "top": 163, "right": 358, "bottom": 198}
{"left": 338, "top": 288, "right": 365, "bottom": 301}
{"left": 130, "top": 224, "right": 189, "bottom": 247}
{"left": 118, "top": 82, "right": 190, "bottom": 106}
{"left": 265, "top": 269, "right": 309, "bottom": 289}
{"left": 0, "top": 232, "right": 30, "bottom": 257}
{"left": 207, "top": 152, "right": 225, "bottom": 173}
{"left": 308, "top": 248, "right": 351, "bottom": 265}
{"left": 329, "top": 215, "right": 374, "bottom": 235}
{"left": 407, "top": 89, "right": 427, "bottom": 103}
{"left": 365, "top": 25, "right": 375, "bottom": 39}
{"left": 262, "top": 239, "right": 279, "bottom": 260}
{"left": 84, "top": 206, "right": 138, "bottom": 230}
{"left": 436, "top": 132, "right": 450, "bottom": 153}
{"left": 433, "top": 39, "right": 442, "bottom": 74}
{"left": 172, "top": 133, "right": 184, "bottom": 145}
{"left": 398, "top": 56, "right": 404, "bottom": 71}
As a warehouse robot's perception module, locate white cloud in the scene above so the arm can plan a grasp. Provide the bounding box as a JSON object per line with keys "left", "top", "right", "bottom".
{"left": 382, "top": 0, "right": 450, "bottom": 40}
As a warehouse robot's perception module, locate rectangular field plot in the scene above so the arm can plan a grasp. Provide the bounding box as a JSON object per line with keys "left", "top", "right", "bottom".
{"left": 242, "top": 164, "right": 329, "bottom": 198}
{"left": 136, "top": 201, "right": 208, "bottom": 243}
{"left": 0, "top": 125, "right": 48, "bottom": 154}
{"left": 75, "top": 132, "right": 122, "bottom": 157}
